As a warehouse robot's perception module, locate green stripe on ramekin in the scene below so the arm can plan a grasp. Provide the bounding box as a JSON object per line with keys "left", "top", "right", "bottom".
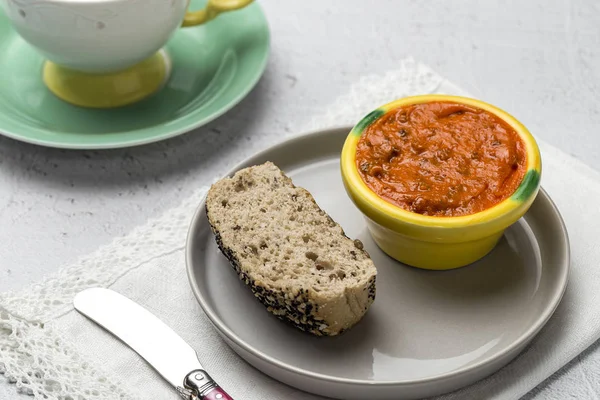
{"left": 351, "top": 109, "right": 385, "bottom": 136}
{"left": 511, "top": 169, "right": 541, "bottom": 202}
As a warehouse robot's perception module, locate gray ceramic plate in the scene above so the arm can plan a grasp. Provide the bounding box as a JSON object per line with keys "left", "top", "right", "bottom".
{"left": 186, "top": 126, "right": 570, "bottom": 400}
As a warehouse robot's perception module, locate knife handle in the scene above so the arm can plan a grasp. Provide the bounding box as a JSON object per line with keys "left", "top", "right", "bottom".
{"left": 183, "top": 369, "right": 234, "bottom": 400}
{"left": 201, "top": 386, "right": 234, "bottom": 400}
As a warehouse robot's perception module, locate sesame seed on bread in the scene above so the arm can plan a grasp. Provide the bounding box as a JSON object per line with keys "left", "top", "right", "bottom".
{"left": 205, "top": 162, "right": 377, "bottom": 336}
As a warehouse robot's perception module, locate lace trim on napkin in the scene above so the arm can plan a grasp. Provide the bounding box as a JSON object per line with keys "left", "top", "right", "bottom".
{"left": 0, "top": 57, "right": 444, "bottom": 399}
{"left": 0, "top": 312, "right": 138, "bottom": 399}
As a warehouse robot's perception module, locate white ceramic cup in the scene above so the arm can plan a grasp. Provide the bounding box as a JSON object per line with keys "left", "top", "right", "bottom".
{"left": 1, "top": 0, "right": 253, "bottom": 73}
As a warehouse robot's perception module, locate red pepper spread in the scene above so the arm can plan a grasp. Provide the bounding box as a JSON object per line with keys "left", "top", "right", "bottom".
{"left": 356, "top": 101, "right": 527, "bottom": 217}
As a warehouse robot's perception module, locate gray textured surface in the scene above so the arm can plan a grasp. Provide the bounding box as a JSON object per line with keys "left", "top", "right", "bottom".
{"left": 1, "top": 0, "right": 599, "bottom": 399}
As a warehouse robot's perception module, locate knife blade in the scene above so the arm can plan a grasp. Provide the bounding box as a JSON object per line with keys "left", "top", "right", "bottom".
{"left": 73, "top": 287, "right": 233, "bottom": 400}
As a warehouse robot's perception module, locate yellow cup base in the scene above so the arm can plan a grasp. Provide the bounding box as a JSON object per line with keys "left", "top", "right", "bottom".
{"left": 43, "top": 51, "right": 171, "bottom": 109}
{"left": 366, "top": 217, "right": 504, "bottom": 270}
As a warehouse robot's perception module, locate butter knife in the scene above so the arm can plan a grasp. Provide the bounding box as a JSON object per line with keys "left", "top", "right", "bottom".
{"left": 73, "top": 288, "right": 233, "bottom": 400}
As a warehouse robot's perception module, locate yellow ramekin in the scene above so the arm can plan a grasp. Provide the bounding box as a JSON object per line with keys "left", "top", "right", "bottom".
{"left": 340, "top": 95, "right": 542, "bottom": 270}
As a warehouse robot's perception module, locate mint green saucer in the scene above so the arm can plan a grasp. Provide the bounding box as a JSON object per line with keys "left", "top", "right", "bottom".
{"left": 0, "top": 1, "right": 269, "bottom": 149}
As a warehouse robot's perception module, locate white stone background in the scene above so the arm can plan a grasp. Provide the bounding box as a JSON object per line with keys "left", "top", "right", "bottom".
{"left": 1, "top": 0, "right": 599, "bottom": 398}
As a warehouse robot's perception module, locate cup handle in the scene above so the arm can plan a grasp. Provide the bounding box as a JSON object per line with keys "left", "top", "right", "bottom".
{"left": 182, "top": 0, "right": 254, "bottom": 27}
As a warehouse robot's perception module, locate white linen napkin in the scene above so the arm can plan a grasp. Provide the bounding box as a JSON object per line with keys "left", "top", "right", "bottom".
{"left": 2, "top": 58, "right": 600, "bottom": 400}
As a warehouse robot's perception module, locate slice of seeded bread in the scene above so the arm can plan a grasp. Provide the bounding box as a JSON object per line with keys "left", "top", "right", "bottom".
{"left": 205, "top": 162, "right": 377, "bottom": 336}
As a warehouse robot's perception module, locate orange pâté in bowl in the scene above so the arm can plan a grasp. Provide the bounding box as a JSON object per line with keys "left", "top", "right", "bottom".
{"left": 355, "top": 101, "right": 527, "bottom": 217}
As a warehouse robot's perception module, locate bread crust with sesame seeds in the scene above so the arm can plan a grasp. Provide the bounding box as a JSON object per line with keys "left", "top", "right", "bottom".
{"left": 205, "top": 161, "right": 377, "bottom": 336}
